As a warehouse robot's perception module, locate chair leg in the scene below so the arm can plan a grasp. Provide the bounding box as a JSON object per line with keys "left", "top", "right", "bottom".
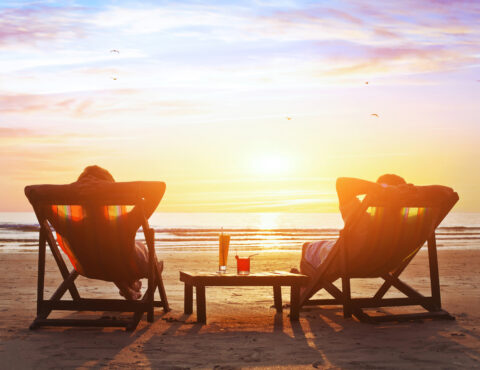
{"left": 42, "top": 221, "right": 81, "bottom": 300}
{"left": 36, "top": 232, "right": 46, "bottom": 318}
{"left": 373, "top": 254, "right": 415, "bottom": 299}
{"left": 157, "top": 279, "right": 170, "bottom": 312}
{"left": 127, "top": 312, "right": 143, "bottom": 331}
{"left": 342, "top": 277, "right": 352, "bottom": 318}
{"left": 323, "top": 281, "right": 373, "bottom": 323}
{"left": 37, "top": 270, "right": 79, "bottom": 320}
{"left": 147, "top": 282, "right": 154, "bottom": 323}
{"left": 155, "top": 261, "right": 170, "bottom": 312}
{"left": 382, "top": 273, "right": 436, "bottom": 312}
{"left": 427, "top": 235, "right": 442, "bottom": 310}
{"left": 147, "top": 309, "right": 154, "bottom": 323}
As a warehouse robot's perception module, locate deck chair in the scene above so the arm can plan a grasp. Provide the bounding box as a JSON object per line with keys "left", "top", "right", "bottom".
{"left": 25, "top": 181, "right": 170, "bottom": 331}
{"left": 299, "top": 185, "right": 459, "bottom": 323}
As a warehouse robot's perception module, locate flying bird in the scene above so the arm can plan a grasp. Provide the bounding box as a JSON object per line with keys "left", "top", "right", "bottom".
{"left": 110, "top": 49, "right": 120, "bottom": 54}
{"left": 371, "top": 113, "right": 379, "bottom": 117}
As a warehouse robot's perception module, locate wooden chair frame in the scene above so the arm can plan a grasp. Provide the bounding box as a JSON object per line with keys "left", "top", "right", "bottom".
{"left": 28, "top": 194, "right": 170, "bottom": 331}
{"left": 300, "top": 193, "right": 459, "bottom": 323}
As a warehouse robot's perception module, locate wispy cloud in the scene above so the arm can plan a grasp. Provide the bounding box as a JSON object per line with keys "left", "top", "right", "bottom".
{"left": 321, "top": 45, "right": 474, "bottom": 78}
{"left": 0, "top": 126, "right": 32, "bottom": 137}
{"left": 0, "top": 91, "right": 204, "bottom": 118}
{"left": 0, "top": 5, "right": 88, "bottom": 48}
{"left": 0, "top": 93, "right": 93, "bottom": 115}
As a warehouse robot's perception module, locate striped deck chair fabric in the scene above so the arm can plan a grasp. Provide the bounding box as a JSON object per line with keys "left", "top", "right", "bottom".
{"left": 48, "top": 204, "right": 142, "bottom": 282}
{"left": 348, "top": 205, "right": 440, "bottom": 278}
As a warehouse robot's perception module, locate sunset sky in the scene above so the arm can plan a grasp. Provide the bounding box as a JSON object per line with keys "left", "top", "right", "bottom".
{"left": 1, "top": 0, "right": 479, "bottom": 212}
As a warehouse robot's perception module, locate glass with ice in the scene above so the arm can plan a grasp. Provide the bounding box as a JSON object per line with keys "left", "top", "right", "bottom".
{"left": 218, "top": 231, "right": 230, "bottom": 273}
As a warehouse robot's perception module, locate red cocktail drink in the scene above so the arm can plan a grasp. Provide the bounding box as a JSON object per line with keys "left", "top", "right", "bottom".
{"left": 236, "top": 256, "right": 250, "bottom": 275}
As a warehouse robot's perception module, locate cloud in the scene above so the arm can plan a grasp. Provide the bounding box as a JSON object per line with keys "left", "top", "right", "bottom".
{"left": 0, "top": 126, "right": 99, "bottom": 146}
{"left": 373, "top": 27, "right": 400, "bottom": 39}
{"left": 0, "top": 126, "right": 32, "bottom": 137}
{"left": 0, "top": 5, "right": 88, "bottom": 48}
{"left": 267, "top": 6, "right": 364, "bottom": 27}
{"left": 0, "top": 90, "right": 205, "bottom": 118}
{"left": 0, "top": 93, "right": 92, "bottom": 114}
{"left": 322, "top": 45, "right": 474, "bottom": 77}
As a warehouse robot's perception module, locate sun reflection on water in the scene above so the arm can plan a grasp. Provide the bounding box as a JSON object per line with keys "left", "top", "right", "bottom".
{"left": 258, "top": 213, "right": 280, "bottom": 230}
{"left": 255, "top": 213, "right": 283, "bottom": 250}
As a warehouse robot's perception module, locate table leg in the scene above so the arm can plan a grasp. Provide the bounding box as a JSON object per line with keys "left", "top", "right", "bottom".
{"left": 290, "top": 284, "right": 300, "bottom": 321}
{"left": 196, "top": 285, "right": 206, "bottom": 324}
{"left": 184, "top": 284, "right": 193, "bottom": 314}
{"left": 273, "top": 285, "right": 282, "bottom": 313}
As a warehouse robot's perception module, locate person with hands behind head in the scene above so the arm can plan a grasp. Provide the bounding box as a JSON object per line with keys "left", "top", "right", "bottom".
{"left": 47, "top": 165, "right": 153, "bottom": 301}
{"left": 294, "top": 174, "right": 407, "bottom": 276}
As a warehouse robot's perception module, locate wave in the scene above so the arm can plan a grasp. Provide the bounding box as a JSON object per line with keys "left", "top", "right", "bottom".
{"left": 438, "top": 226, "right": 480, "bottom": 231}
{"left": 152, "top": 227, "right": 341, "bottom": 234}
{"left": 1, "top": 222, "right": 479, "bottom": 230}
{"left": 0, "top": 223, "right": 40, "bottom": 232}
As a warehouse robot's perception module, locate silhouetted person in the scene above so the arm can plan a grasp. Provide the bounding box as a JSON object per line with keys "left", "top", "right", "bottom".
{"left": 295, "top": 174, "right": 408, "bottom": 275}
{"left": 46, "top": 166, "right": 151, "bottom": 300}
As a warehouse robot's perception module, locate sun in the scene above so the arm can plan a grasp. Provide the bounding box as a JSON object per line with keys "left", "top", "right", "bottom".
{"left": 252, "top": 155, "right": 290, "bottom": 176}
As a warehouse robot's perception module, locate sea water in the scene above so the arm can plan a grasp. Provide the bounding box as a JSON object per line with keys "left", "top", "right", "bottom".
{"left": 0, "top": 212, "right": 479, "bottom": 253}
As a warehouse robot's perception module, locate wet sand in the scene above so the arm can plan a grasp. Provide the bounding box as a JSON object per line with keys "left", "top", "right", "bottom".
{"left": 0, "top": 248, "right": 479, "bottom": 369}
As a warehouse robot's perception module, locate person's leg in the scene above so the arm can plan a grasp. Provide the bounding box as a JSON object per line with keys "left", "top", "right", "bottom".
{"left": 134, "top": 241, "right": 149, "bottom": 278}
{"left": 290, "top": 242, "right": 311, "bottom": 274}
{"left": 296, "top": 240, "right": 336, "bottom": 276}
{"left": 115, "top": 242, "right": 149, "bottom": 300}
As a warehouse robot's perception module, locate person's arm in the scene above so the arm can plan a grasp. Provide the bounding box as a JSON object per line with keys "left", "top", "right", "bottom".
{"left": 336, "top": 177, "right": 383, "bottom": 208}
{"left": 140, "top": 194, "right": 163, "bottom": 221}
{"left": 128, "top": 182, "right": 166, "bottom": 230}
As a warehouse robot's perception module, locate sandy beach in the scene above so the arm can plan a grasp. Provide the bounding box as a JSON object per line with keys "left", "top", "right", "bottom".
{"left": 0, "top": 248, "right": 479, "bottom": 369}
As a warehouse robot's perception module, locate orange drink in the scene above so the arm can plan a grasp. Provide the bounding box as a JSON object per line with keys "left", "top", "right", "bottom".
{"left": 218, "top": 233, "right": 230, "bottom": 273}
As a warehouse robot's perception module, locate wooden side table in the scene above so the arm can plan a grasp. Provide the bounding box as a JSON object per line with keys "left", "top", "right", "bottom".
{"left": 179, "top": 271, "right": 309, "bottom": 324}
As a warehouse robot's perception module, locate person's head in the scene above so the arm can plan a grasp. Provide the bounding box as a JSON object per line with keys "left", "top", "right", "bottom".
{"left": 376, "top": 173, "right": 406, "bottom": 186}
{"left": 77, "top": 165, "right": 115, "bottom": 183}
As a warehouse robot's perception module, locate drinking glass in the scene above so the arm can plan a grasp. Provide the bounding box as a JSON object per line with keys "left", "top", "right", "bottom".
{"left": 218, "top": 233, "right": 230, "bottom": 273}
{"left": 236, "top": 256, "right": 250, "bottom": 275}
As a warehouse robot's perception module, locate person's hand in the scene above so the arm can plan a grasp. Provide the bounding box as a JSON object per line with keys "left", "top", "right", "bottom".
{"left": 374, "top": 183, "right": 398, "bottom": 200}
{"left": 371, "top": 182, "right": 388, "bottom": 197}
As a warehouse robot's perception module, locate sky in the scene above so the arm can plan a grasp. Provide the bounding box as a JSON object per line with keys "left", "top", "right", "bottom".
{"left": 0, "top": 0, "right": 479, "bottom": 212}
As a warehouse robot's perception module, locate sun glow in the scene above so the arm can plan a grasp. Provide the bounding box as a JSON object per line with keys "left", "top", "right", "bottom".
{"left": 258, "top": 213, "right": 280, "bottom": 230}
{"left": 252, "top": 155, "right": 291, "bottom": 176}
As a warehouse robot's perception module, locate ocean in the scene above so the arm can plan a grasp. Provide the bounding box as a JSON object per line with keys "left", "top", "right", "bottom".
{"left": 1, "top": 212, "right": 479, "bottom": 253}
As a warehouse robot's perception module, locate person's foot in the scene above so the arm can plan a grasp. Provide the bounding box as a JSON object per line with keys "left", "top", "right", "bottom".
{"left": 130, "top": 280, "right": 142, "bottom": 292}
{"left": 118, "top": 287, "right": 141, "bottom": 300}
{"left": 115, "top": 281, "right": 142, "bottom": 300}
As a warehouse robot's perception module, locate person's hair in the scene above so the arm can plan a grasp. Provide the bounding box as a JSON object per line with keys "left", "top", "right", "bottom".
{"left": 376, "top": 173, "right": 406, "bottom": 186}
{"left": 77, "top": 165, "right": 115, "bottom": 182}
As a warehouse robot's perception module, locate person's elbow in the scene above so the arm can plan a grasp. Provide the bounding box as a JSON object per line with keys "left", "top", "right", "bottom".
{"left": 336, "top": 177, "right": 349, "bottom": 194}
